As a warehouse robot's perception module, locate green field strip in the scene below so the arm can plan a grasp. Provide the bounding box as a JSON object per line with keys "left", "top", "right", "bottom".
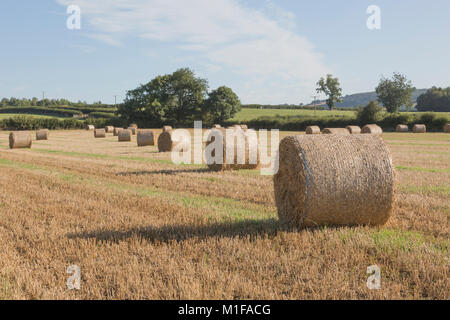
{"left": 396, "top": 166, "right": 450, "bottom": 173}
{"left": 398, "top": 185, "right": 450, "bottom": 196}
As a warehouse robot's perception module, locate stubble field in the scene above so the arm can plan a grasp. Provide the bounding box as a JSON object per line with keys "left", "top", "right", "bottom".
{"left": 0, "top": 129, "right": 448, "bottom": 299}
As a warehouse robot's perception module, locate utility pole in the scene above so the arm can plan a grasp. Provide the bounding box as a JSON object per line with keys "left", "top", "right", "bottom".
{"left": 114, "top": 95, "right": 117, "bottom": 109}
{"left": 42, "top": 91, "right": 45, "bottom": 106}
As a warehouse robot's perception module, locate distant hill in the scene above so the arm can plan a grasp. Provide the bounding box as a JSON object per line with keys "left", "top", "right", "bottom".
{"left": 331, "top": 89, "right": 429, "bottom": 109}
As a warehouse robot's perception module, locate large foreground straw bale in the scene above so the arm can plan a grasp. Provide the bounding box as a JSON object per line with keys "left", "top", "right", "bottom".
{"left": 118, "top": 129, "right": 132, "bottom": 142}
{"left": 105, "top": 126, "right": 114, "bottom": 133}
{"left": 158, "top": 130, "right": 190, "bottom": 152}
{"left": 362, "top": 124, "right": 383, "bottom": 134}
{"left": 274, "top": 135, "right": 395, "bottom": 227}
{"left": 9, "top": 132, "right": 32, "bottom": 149}
{"left": 86, "top": 125, "right": 95, "bottom": 130}
{"left": 445, "top": 124, "right": 450, "bottom": 133}
{"left": 36, "top": 129, "right": 49, "bottom": 140}
{"left": 205, "top": 128, "right": 260, "bottom": 171}
{"left": 346, "top": 126, "right": 361, "bottom": 134}
{"left": 396, "top": 125, "right": 409, "bottom": 132}
{"left": 137, "top": 130, "right": 155, "bottom": 147}
{"left": 162, "top": 126, "right": 173, "bottom": 132}
{"left": 413, "top": 124, "right": 426, "bottom": 133}
{"left": 306, "top": 126, "right": 321, "bottom": 135}
{"left": 94, "top": 129, "right": 106, "bottom": 138}
{"left": 322, "top": 128, "right": 350, "bottom": 135}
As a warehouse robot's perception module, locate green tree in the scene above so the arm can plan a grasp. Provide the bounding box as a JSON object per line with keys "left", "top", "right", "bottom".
{"left": 203, "top": 86, "right": 241, "bottom": 124}
{"left": 117, "top": 68, "right": 209, "bottom": 126}
{"left": 0, "top": 98, "right": 8, "bottom": 107}
{"left": 416, "top": 87, "right": 450, "bottom": 112}
{"left": 316, "top": 74, "right": 343, "bottom": 110}
{"left": 356, "top": 100, "right": 383, "bottom": 124}
{"left": 375, "top": 73, "right": 414, "bottom": 113}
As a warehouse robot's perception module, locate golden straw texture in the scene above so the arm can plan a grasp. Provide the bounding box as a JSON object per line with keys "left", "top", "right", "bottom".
{"left": 94, "top": 129, "right": 106, "bottom": 138}
{"left": 9, "top": 132, "right": 32, "bottom": 149}
{"left": 361, "top": 124, "right": 383, "bottom": 135}
{"left": 396, "top": 125, "right": 409, "bottom": 132}
{"left": 137, "top": 130, "right": 155, "bottom": 147}
{"left": 413, "top": 124, "right": 426, "bottom": 133}
{"left": 273, "top": 135, "right": 395, "bottom": 227}
{"left": 157, "top": 131, "right": 190, "bottom": 152}
{"left": 306, "top": 126, "right": 321, "bottom": 135}
{"left": 346, "top": 126, "right": 361, "bottom": 134}
{"left": 322, "top": 128, "right": 350, "bottom": 134}
{"left": 118, "top": 129, "right": 132, "bottom": 142}
{"left": 36, "top": 129, "right": 49, "bottom": 140}
{"left": 113, "top": 127, "right": 121, "bottom": 136}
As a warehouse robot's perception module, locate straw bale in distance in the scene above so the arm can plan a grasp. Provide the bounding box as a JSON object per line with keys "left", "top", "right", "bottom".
{"left": 322, "top": 128, "right": 350, "bottom": 135}
{"left": 213, "top": 124, "right": 221, "bottom": 129}
{"left": 36, "top": 129, "right": 49, "bottom": 140}
{"left": 105, "top": 126, "right": 114, "bottom": 133}
{"left": 444, "top": 123, "right": 450, "bottom": 133}
{"left": 86, "top": 125, "right": 95, "bottom": 130}
{"left": 129, "top": 124, "right": 138, "bottom": 129}
{"left": 118, "top": 129, "right": 132, "bottom": 142}
{"left": 396, "top": 125, "right": 409, "bottom": 132}
{"left": 162, "top": 126, "right": 173, "bottom": 132}
{"left": 205, "top": 128, "right": 260, "bottom": 171}
{"left": 94, "top": 129, "right": 106, "bottom": 138}
{"left": 137, "top": 130, "right": 155, "bottom": 147}
{"left": 306, "top": 126, "right": 321, "bottom": 135}
{"left": 113, "top": 127, "right": 121, "bottom": 136}
{"left": 158, "top": 131, "right": 190, "bottom": 152}
{"left": 273, "top": 134, "right": 395, "bottom": 227}
{"left": 346, "top": 126, "right": 361, "bottom": 134}
{"left": 9, "top": 132, "right": 32, "bottom": 149}
{"left": 361, "top": 124, "right": 383, "bottom": 134}
{"left": 128, "top": 127, "right": 137, "bottom": 135}
{"left": 240, "top": 124, "right": 248, "bottom": 131}
{"left": 413, "top": 124, "right": 426, "bottom": 133}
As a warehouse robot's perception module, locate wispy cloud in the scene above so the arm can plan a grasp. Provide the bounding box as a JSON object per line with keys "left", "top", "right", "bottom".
{"left": 56, "top": 0, "right": 330, "bottom": 103}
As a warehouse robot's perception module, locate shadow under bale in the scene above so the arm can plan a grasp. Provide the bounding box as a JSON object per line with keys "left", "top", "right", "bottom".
{"left": 67, "top": 219, "right": 293, "bottom": 244}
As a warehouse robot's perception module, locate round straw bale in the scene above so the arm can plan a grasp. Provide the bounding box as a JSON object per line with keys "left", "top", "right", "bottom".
{"left": 205, "top": 128, "right": 260, "bottom": 171}
{"left": 36, "top": 129, "right": 49, "bottom": 140}
{"left": 113, "top": 127, "right": 121, "bottom": 136}
{"left": 162, "top": 126, "right": 173, "bottom": 132}
{"left": 158, "top": 130, "right": 190, "bottom": 152}
{"left": 396, "top": 124, "right": 409, "bottom": 132}
{"left": 306, "top": 126, "right": 321, "bottom": 135}
{"left": 128, "top": 127, "right": 136, "bottom": 135}
{"left": 444, "top": 123, "right": 450, "bottom": 133}
{"left": 361, "top": 124, "right": 383, "bottom": 135}
{"left": 118, "top": 129, "right": 132, "bottom": 142}
{"left": 322, "top": 128, "right": 350, "bottom": 135}
{"left": 86, "top": 125, "right": 95, "bottom": 130}
{"left": 346, "top": 126, "right": 361, "bottom": 134}
{"left": 94, "top": 129, "right": 106, "bottom": 138}
{"left": 213, "top": 124, "right": 221, "bottom": 129}
{"left": 129, "top": 123, "right": 138, "bottom": 129}
{"left": 137, "top": 130, "right": 155, "bottom": 147}
{"left": 105, "top": 126, "right": 114, "bottom": 133}
{"left": 9, "top": 132, "right": 32, "bottom": 149}
{"left": 274, "top": 135, "right": 395, "bottom": 227}
{"left": 413, "top": 124, "right": 426, "bottom": 133}
{"left": 240, "top": 124, "right": 248, "bottom": 131}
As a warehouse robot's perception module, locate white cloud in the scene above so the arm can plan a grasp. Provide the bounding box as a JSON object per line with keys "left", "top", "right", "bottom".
{"left": 56, "top": 0, "right": 330, "bottom": 103}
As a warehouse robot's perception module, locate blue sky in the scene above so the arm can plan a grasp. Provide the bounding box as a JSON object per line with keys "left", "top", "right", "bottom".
{"left": 0, "top": 0, "right": 449, "bottom": 104}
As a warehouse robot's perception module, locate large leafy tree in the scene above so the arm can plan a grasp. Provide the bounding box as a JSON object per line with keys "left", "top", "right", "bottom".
{"left": 376, "top": 73, "right": 414, "bottom": 113}
{"left": 416, "top": 87, "right": 450, "bottom": 112}
{"left": 316, "top": 74, "right": 343, "bottom": 110}
{"left": 118, "top": 68, "right": 208, "bottom": 126}
{"left": 203, "top": 86, "right": 241, "bottom": 124}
